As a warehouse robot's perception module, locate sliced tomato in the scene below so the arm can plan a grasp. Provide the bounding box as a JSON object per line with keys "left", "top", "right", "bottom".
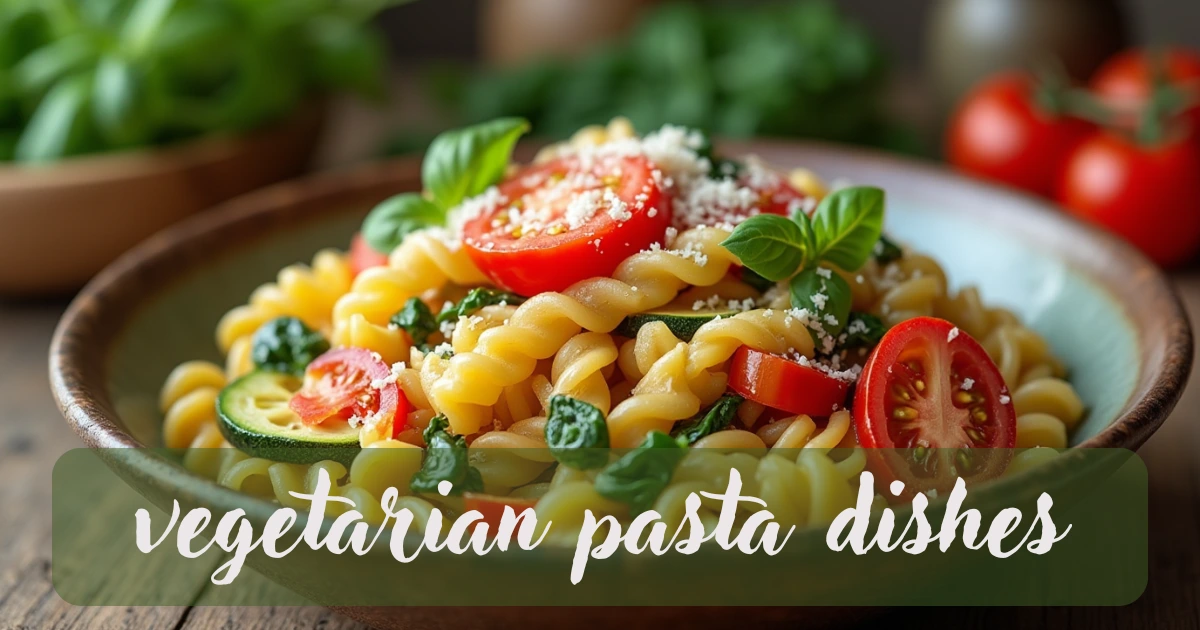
{"left": 464, "top": 493, "right": 538, "bottom": 538}
{"left": 675, "top": 163, "right": 810, "bottom": 230}
{"left": 854, "top": 317, "right": 1015, "bottom": 496}
{"left": 460, "top": 154, "right": 670, "bottom": 295}
{"left": 289, "top": 348, "right": 408, "bottom": 438}
{"left": 729, "top": 346, "right": 850, "bottom": 417}
{"left": 349, "top": 232, "right": 389, "bottom": 277}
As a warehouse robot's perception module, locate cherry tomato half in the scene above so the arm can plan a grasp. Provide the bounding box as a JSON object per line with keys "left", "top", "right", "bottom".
{"left": 1057, "top": 131, "right": 1200, "bottom": 267}
{"left": 349, "top": 232, "right": 389, "bottom": 277}
{"left": 946, "top": 72, "right": 1092, "bottom": 196}
{"left": 289, "top": 348, "right": 408, "bottom": 439}
{"left": 1090, "top": 47, "right": 1200, "bottom": 140}
{"left": 729, "top": 346, "right": 850, "bottom": 417}
{"left": 461, "top": 154, "right": 670, "bottom": 295}
{"left": 854, "top": 317, "right": 1015, "bottom": 496}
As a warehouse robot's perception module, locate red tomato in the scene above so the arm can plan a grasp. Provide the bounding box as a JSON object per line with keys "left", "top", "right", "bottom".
{"left": 349, "top": 232, "right": 389, "bottom": 276}
{"left": 1090, "top": 48, "right": 1200, "bottom": 139}
{"left": 1057, "top": 131, "right": 1200, "bottom": 267}
{"left": 675, "top": 165, "right": 811, "bottom": 230}
{"left": 729, "top": 346, "right": 850, "bottom": 416}
{"left": 464, "top": 493, "right": 538, "bottom": 537}
{"left": 289, "top": 348, "right": 408, "bottom": 439}
{"left": 461, "top": 154, "right": 670, "bottom": 295}
{"left": 946, "top": 72, "right": 1092, "bottom": 196}
{"left": 854, "top": 317, "right": 1016, "bottom": 496}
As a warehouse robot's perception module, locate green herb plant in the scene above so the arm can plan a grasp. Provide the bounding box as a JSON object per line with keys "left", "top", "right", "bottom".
{"left": 0, "top": 0, "right": 406, "bottom": 163}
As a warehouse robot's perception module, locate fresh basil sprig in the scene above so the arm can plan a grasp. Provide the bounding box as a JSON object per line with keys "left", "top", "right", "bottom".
{"left": 544, "top": 395, "right": 610, "bottom": 470}
{"left": 722, "top": 186, "right": 884, "bottom": 341}
{"left": 389, "top": 297, "right": 438, "bottom": 347}
{"left": 873, "top": 234, "right": 903, "bottom": 265}
{"left": 409, "top": 416, "right": 483, "bottom": 496}
{"left": 842, "top": 312, "right": 887, "bottom": 349}
{"left": 437, "top": 287, "right": 526, "bottom": 324}
{"left": 672, "top": 395, "right": 743, "bottom": 445}
{"left": 361, "top": 117, "right": 530, "bottom": 255}
{"left": 595, "top": 431, "right": 687, "bottom": 514}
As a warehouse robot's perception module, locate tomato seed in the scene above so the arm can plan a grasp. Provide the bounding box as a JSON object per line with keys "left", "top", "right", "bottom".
{"left": 892, "top": 406, "right": 917, "bottom": 420}
{"left": 971, "top": 407, "right": 988, "bottom": 424}
{"left": 913, "top": 379, "right": 926, "bottom": 392}
{"left": 953, "top": 391, "right": 975, "bottom": 405}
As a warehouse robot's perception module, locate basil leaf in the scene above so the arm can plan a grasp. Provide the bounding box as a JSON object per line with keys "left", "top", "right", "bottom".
{"left": 361, "top": 193, "right": 444, "bottom": 254}
{"left": 843, "top": 312, "right": 886, "bottom": 349}
{"left": 250, "top": 317, "right": 330, "bottom": 377}
{"left": 595, "top": 431, "right": 687, "bottom": 514}
{"left": 422, "top": 117, "right": 529, "bottom": 210}
{"left": 410, "top": 415, "right": 483, "bottom": 496}
{"left": 811, "top": 186, "right": 885, "bottom": 272}
{"left": 15, "top": 73, "right": 92, "bottom": 163}
{"left": 873, "top": 234, "right": 902, "bottom": 265}
{"left": 720, "top": 214, "right": 811, "bottom": 282}
{"left": 672, "top": 394, "right": 743, "bottom": 445}
{"left": 437, "top": 287, "right": 525, "bottom": 323}
{"left": 544, "top": 395, "right": 610, "bottom": 470}
{"left": 93, "top": 56, "right": 150, "bottom": 146}
{"left": 789, "top": 266, "right": 852, "bottom": 337}
{"left": 389, "top": 297, "right": 437, "bottom": 347}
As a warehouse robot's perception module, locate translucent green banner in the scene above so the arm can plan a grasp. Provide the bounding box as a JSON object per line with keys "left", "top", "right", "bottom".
{"left": 52, "top": 447, "right": 1145, "bottom": 606}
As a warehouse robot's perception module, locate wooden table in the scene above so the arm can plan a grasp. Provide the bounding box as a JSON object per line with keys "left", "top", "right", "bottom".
{"left": 3, "top": 270, "right": 1198, "bottom": 629}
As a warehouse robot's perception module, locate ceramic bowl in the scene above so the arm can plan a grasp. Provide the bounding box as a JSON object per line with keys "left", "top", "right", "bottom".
{"left": 49, "top": 141, "right": 1192, "bottom": 627}
{"left": 0, "top": 103, "right": 324, "bottom": 296}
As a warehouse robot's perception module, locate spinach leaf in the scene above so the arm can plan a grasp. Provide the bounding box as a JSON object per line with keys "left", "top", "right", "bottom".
{"left": 873, "top": 234, "right": 903, "bottom": 265}
{"left": 789, "top": 266, "right": 852, "bottom": 337}
{"left": 544, "top": 395, "right": 610, "bottom": 470}
{"left": 595, "top": 431, "right": 687, "bottom": 513}
{"left": 843, "top": 312, "right": 887, "bottom": 349}
{"left": 672, "top": 395, "right": 743, "bottom": 445}
{"left": 389, "top": 297, "right": 437, "bottom": 347}
{"left": 361, "top": 192, "right": 444, "bottom": 255}
{"left": 720, "top": 214, "right": 814, "bottom": 282}
{"left": 422, "top": 117, "right": 530, "bottom": 210}
{"left": 810, "top": 186, "right": 885, "bottom": 272}
{"left": 437, "top": 287, "right": 525, "bottom": 323}
{"left": 410, "top": 415, "right": 484, "bottom": 496}
{"left": 250, "top": 316, "right": 330, "bottom": 377}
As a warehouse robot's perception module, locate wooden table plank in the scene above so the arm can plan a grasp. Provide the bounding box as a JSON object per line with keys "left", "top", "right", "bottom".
{"left": 4, "top": 266, "right": 1200, "bottom": 628}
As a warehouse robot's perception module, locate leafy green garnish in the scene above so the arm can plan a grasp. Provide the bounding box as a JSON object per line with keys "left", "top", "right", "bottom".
{"left": 843, "top": 312, "right": 887, "bottom": 349}
{"left": 789, "top": 266, "right": 852, "bottom": 337}
{"left": 873, "top": 234, "right": 903, "bottom": 265}
{"left": 361, "top": 194, "right": 444, "bottom": 255}
{"left": 423, "top": 117, "right": 531, "bottom": 211}
{"left": 595, "top": 431, "right": 687, "bottom": 513}
{"left": 672, "top": 395, "right": 743, "bottom": 445}
{"left": 544, "top": 395, "right": 610, "bottom": 470}
{"left": 810, "top": 186, "right": 886, "bottom": 271}
{"left": 719, "top": 214, "right": 815, "bottom": 282}
{"left": 250, "top": 317, "right": 330, "bottom": 377}
{"left": 359, "top": 117, "right": 531, "bottom": 253}
{"left": 389, "top": 297, "right": 438, "bottom": 347}
{"left": 437, "top": 287, "right": 526, "bottom": 324}
{"left": 409, "top": 416, "right": 484, "bottom": 496}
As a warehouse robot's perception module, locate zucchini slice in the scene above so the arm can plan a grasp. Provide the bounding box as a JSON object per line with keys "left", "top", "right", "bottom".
{"left": 616, "top": 307, "right": 740, "bottom": 341}
{"left": 216, "top": 370, "right": 360, "bottom": 465}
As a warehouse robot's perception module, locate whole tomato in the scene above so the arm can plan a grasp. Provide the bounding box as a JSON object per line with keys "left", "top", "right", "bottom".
{"left": 1057, "top": 131, "right": 1200, "bottom": 267}
{"left": 946, "top": 72, "right": 1092, "bottom": 196}
{"left": 1090, "top": 48, "right": 1200, "bottom": 139}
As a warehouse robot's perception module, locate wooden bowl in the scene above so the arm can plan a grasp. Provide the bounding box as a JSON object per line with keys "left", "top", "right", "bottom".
{"left": 0, "top": 103, "right": 325, "bottom": 296}
{"left": 49, "top": 141, "right": 1192, "bottom": 626}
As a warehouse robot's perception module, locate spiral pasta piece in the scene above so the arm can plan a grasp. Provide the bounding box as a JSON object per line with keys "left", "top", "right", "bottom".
{"left": 430, "top": 227, "right": 738, "bottom": 434}
{"left": 216, "top": 250, "right": 352, "bottom": 354}
{"left": 160, "top": 361, "right": 227, "bottom": 450}
{"left": 606, "top": 342, "right": 701, "bottom": 448}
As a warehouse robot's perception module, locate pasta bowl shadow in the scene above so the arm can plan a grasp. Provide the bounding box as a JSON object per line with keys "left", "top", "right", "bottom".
{"left": 49, "top": 141, "right": 1191, "bottom": 627}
